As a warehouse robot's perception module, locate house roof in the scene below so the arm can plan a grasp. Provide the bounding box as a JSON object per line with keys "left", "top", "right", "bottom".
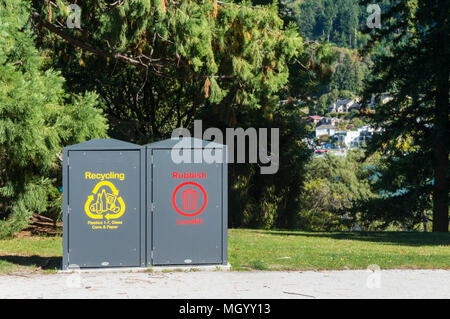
{"left": 337, "top": 99, "right": 353, "bottom": 105}
{"left": 308, "top": 115, "right": 323, "bottom": 120}
{"left": 348, "top": 102, "right": 360, "bottom": 109}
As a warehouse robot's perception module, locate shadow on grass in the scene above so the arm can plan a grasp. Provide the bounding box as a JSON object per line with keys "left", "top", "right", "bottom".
{"left": 253, "top": 230, "right": 450, "bottom": 247}
{"left": 0, "top": 255, "right": 61, "bottom": 270}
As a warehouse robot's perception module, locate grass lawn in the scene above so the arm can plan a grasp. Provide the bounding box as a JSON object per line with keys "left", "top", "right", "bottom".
{"left": 0, "top": 236, "right": 62, "bottom": 274}
{"left": 229, "top": 229, "right": 450, "bottom": 270}
{"left": 0, "top": 229, "right": 448, "bottom": 273}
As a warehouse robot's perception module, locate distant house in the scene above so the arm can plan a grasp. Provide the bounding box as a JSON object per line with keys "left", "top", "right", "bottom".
{"left": 334, "top": 130, "right": 360, "bottom": 148}
{"left": 356, "top": 125, "right": 375, "bottom": 134}
{"left": 315, "top": 125, "right": 336, "bottom": 138}
{"left": 328, "top": 99, "right": 360, "bottom": 113}
{"left": 358, "top": 130, "right": 372, "bottom": 146}
{"left": 334, "top": 126, "right": 377, "bottom": 148}
{"left": 319, "top": 117, "right": 341, "bottom": 126}
{"left": 356, "top": 125, "right": 377, "bottom": 145}
{"left": 307, "top": 115, "right": 323, "bottom": 125}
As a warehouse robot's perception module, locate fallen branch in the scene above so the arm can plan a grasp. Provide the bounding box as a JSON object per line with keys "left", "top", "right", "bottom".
{"left": 283, "top": 291, "right": 316, "bottom": 298}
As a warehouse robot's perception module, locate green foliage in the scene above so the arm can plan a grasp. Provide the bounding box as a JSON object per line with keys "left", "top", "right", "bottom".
{"left": 308, "top": 45, "right": 368, "bottom": 116}
{"left": 360, "top": 0, "right": 449, "bottom": 231}
{"left": 293, "top": 0, "right": 364, "bottom": 49}
{"left": 286, "top": 41, "right": 337, "bottom": 103}
{"left": 350, "top": 117, "right": 365, "bottom": 128}
{"left": 327, "top": 47, "right": 367, "bottom": 93}
{"left": 250, "top": 260, "right": 267, "bottom": 270}
{"left": 31, "top": 0, "right": 325, "bottom": 230}
{"left": 297, "top": 150, "right": 376, "bottom": 231}
{"left": 34, "top": 0, "right": 303, "bottom": 117}
{"left": 0, "top": 0, "right": 108, "bottom": 238}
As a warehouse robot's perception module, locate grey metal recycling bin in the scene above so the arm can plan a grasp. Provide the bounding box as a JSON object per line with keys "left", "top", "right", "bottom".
{"left": 146, "top": 138, "right": 228, "bottom": 266}
{"left": 62, "top": 139, "right": 145, "bottom": 269}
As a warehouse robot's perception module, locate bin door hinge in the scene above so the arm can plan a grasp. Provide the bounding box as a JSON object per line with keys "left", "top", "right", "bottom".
{"left": 67, "top": 205, "right": 70, "bottom": 215}
{"left": 67, "top": 157, "right": 69, "bottom": 166}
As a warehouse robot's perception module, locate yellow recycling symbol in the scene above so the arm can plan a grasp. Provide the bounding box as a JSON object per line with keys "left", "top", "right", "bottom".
{"left": 84, "top": 181, "right": 126, "bottom": 220}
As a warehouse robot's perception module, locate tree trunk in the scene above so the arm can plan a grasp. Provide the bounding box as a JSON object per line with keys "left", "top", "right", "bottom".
{"left": 433, "top": 135, "right": 449, "bottom": 232}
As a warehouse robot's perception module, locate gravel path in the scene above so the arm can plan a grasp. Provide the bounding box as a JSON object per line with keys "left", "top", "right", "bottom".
{"left": 0, "top": 270, "right": 448, "bottom": 299}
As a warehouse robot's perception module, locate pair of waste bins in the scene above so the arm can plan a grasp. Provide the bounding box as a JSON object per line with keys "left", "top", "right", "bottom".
{"left": 62, "top": 138, "right": 227, "bottom": 269}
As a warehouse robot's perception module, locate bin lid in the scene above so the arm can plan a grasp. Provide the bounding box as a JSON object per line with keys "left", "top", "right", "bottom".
{"left": 182, "top": 188, "right": 198, "bottom": 195}
{"left": 64, "top": 138, "right": 142, "bottom": 150}
{"left": 145, "top": 137, "right": 225, "bottom": 149}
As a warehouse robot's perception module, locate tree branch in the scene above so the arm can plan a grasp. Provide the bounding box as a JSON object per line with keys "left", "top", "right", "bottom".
{"left": 32, "top": 11, "right": 149, "bottom": 69}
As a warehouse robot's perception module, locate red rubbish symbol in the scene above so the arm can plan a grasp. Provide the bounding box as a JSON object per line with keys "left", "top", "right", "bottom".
{"left": 181, "top": 188, "right": 198, "bottom": 210}
{"left": 172, "top": 181, "right": 207, "bottom": 217}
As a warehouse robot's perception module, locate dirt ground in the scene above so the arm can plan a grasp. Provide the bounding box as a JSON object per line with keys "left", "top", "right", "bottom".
{"left": 16, "top": 213, "right": 62, "bottom": 237}
{"left": 0, "top": 269, "right": 448, "bottom": 299}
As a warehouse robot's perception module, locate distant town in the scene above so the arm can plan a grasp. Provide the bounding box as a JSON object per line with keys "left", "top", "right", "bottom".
{"left": 303, "top": 96, "right": 389, "bottom": 156}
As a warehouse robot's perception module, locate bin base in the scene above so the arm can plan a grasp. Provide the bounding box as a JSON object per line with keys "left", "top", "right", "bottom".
{"left": 149, "top": 263, "right": 231, "bottom": 272}
{"left": 59, "top": 263, "right": 231, "bottom": 273}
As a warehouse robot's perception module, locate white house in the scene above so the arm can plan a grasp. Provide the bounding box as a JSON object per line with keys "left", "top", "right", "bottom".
{"left": 334, "top": 130, "right": 360, "bottom": 148}
{"left": 334, "top": 126, "right": 378, "bottom": 148}
{"left": 356, "top": 125, "right": 375, "bottom": 134}
{"left": 315, "top": 125, "right": 336, "bottom": 137}
{"left": 356, "top": 125, "right": 378, "bottom": 146}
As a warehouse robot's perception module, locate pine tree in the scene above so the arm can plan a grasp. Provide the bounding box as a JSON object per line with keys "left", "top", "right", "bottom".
{"left": 31, "top": 0, "right": 304, "bottom": 116}
{"left": 361, "top": 0, "right": 449, "bottom": 231}
{"left": 30, "top": 0, "right": 332, "bottom": 229}
{"left": 0, "top": 0, "right": 108, "bottom": 238}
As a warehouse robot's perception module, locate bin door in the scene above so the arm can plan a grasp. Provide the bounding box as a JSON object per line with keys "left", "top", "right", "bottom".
{"left": 151, "top": 149, "right": 223, "bottom": 265}
{"left": 67, "top": 150, "right": 141, "bottom": 267}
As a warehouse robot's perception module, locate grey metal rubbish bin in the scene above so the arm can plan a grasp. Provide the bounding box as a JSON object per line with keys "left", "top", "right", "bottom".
{"left": 62, "top": 139, "right": 145, "bottom": 269}
{"left": 146, "top": 138, "right": 228, "bottom": 266}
